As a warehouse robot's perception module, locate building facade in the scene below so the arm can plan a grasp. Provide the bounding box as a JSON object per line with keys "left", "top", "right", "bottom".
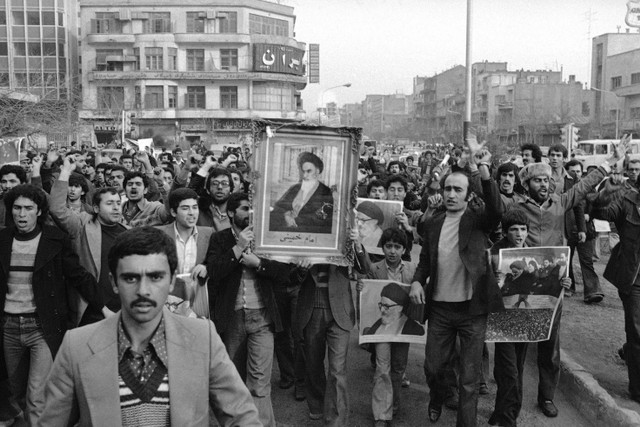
{"left": 79, "top": 0, "right": 307, "bottom": 147}
{"left": 591, "top": 32, "right": 640, "bottom": 138}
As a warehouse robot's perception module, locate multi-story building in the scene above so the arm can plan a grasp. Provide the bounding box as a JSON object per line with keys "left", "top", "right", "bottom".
{"left": 0, "top": 0, "right": 78, "bottom": 100}
{"left": 340, "top": 102, "right": 363, "bottom": 128}
{"left": 79, "top": 0, "right": 307, "bottom": 147}
{"left": 591, "top": 32, "right": 640, "bottom": 138}
{"left": 361, "top": 93, "right": 411, "bottom": 140}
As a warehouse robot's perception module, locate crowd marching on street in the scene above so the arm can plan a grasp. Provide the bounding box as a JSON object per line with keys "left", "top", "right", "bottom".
{"left": 1, "top": 133, "right": 640, "bottom": 427}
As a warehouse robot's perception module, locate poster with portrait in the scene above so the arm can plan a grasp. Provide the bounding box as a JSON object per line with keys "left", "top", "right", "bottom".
{"left": 485, "top": 246, "right": 569, "bottom": 343}
{"left": 355, "top": 198, "right": 403, "bottom": 256}
{"left": 359, "top": 279, "right": 426, "bottom": 345}
{"left": 251, "top": 122, "right": 361, "bottom": 265}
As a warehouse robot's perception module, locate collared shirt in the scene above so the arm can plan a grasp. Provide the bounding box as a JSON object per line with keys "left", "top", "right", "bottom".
{"left": 122, "top": 199, "right": 144, "bottom": 224}
{"left": 118, "top": 317, "right": 168, "bottom": 384}
{"left": 385, "top": 261, "right": 405, "bottom": 283}
{"left": 210, "top": 204, "right": 230, "bottom": 232}
{"left": 174, "top": 223, "right": 198, "bottom": 274}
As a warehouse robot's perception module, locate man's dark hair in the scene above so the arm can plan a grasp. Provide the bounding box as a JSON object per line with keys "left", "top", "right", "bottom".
{"left": 119, "top": 154, "right": 133, "bottom": 164}
{"left": 406, "top": 156, "right": 414, "bottom": 162}
{"left": 162, "top": 167, "right": 176, "bottom": 179}
{"left": 548, "top": 144, "right": 568, "bottom": 159}
{"left": 206, "top": 167, "right": 235, "bottom": 193}
{"left": 0, "top": 165, "right": 27, "bottom": 183}
{"left": 520, "top": 144, "right": 542, "bottom": 163}
{"left": 123, "top": 171, "right": 149, "bottom": 188}
{"left": 96, "top": 162, "right": 108, "bottom": 172}
{"left": 168, "top": 188, "right": 199, "bottom": 212}
{"left": 159, "top": 152, "right": 174, "bottom": 163}
{"left": 92, "top": 187, "right": 120, "bottom": 207}
{"left": 66, "top": 149, "right": 83, "bottom": 158}
{"left": 385, "top": 175, "right": 408, "bottom": 192}
{"left": 172, "top": 147, "right": 183, "bottom": 155}
{"left": 379, "top": 228, "right": 407, "bottom": 249}
{"left": 226, "top": 192, "right": 249, "bottom": 215}
{"left": 495, "top": 162, "right": 524, "bottom": 193}
{"left": 69, "top": 172, "right": 89, "bottom": 194}
{"left": 367, "top": 179, "right": 386, "bottom": 194}
{"left": 564, "top": 159, "right": 583, "bottom": 172}
{"left": 386, "top": 160, "right": 405, "bottom": 172}
{"left": 4, "top": 184, "right": 48, "bottom": 222}
{"left": 108, "top": 226, "right": 178, "bottom": 277}
{"left": 110, "top": 165, "right": 127, "bottom": 176}
{"left": 501, "top": 208, "right": 530, "bottom": 233}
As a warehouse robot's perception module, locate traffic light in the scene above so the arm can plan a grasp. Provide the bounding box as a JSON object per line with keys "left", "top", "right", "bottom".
{"left": 560, "top": 126, "right": 568, "bottom": 144}
{"left": 571, "top": 126, "right": 580, "bottom": 148}
{"left": 123, "top": 111, "right": 132, "bottom": 134}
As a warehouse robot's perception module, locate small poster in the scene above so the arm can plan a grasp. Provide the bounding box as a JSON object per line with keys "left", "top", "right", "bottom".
{"left": 359, "top": 279, "right": 426, "bottom": 345}
{"left": 355, "top": 198, "right": 404, "bottom": 256}
{"left": 485, "top": 246, "right": 569, "bottom": 342}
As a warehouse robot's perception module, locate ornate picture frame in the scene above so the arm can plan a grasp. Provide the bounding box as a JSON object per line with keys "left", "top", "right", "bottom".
{"left": 250, "top": 121, "right": 361, "bottom": 265}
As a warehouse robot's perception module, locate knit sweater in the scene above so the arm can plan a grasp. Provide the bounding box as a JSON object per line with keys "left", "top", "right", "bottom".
{"left": 4, "top": 228, "right": 42, "bottom": 314}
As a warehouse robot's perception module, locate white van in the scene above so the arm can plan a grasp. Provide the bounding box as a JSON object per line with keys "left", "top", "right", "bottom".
{"left": 573, "top": 139, "right": 640, "bottom": 172}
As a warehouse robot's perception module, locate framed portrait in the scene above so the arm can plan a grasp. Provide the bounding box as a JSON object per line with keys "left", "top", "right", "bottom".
{"left": 355, "top": 198, "right": 403, "bottom": 256}
{"left": 250, "top": 121, "right": 361, "bottom": 265}
{"left": 486, "top": 246, "right": 569, "bottom": 342}
{"left": 359, "top": 279, "right": 426, "bottom": 345}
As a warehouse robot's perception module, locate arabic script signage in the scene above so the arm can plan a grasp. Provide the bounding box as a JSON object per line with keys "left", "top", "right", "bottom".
{"left": 253, "top": 43, "right": 305, "bottom": 76}
{"left": 627, "top": 0, "right": 640, "bottom": 27}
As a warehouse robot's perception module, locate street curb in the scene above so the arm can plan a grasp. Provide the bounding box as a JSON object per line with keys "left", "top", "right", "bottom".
{"left": 560, "top": 349, "right": 640, "bottom": 427}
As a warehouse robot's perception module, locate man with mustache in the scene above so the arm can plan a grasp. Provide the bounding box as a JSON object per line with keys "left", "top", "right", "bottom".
{"left": 508, "top": 136, "right": 629, "bottom": 418}
{"left": 39, "top": 226, "right": 260, "bottom": 426}
{"left": 207, "top": 192, "right": 293, "bottom": 426}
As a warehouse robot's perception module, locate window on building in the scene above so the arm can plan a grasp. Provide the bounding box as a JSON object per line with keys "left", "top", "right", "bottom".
{"left": 253, "top": 82, "right": 294, "bottom": 111}
{"left": 220, "top": 86, "right": 237, "bottom": 109}
{"left": 218, "top": 11, "right": 237, "bottom": 33}
{"left": 0, "top": 73, "right": 10, "bottom": 87}
{"left": 41, "top": 11, "right": 54, "bottom": 26}
{"left": 0, "top": 11, "right": 6, "bottom": 25}
{"left": 168, "top": 86, "right": 177, "bottom": 108}
{"left": 167, "top": 48, "right": 177, "bottom": 70}
{"left": 495, "top": 95, "right": 506, "bottom": 104}
{"left": 42, "top": 42, "right": 56, "bottom": 56}
{"left": 186, "top": 49, "right": 204, "bottom": 71}
{"left": 249, "top": 13, "right": 288, "bottom": 36}
{"left": 134, "top": 86, "right": 141, "bottom": 108}
{"left": 12, "top": 11, "right": 24, "bottom": 25}
{"left": 632, "top": 72, "right": 640, "bottom": 85}
{"left": 26, "top": 11, "right": 39, "bottom": 25}
{"left": 92, "top": 12, "right": 120, "bottom": 34}
{"left": 631, "top": 107, "right": 640, "bottom": 120}
{"left": 479, "top": 111, "right": 487, "bottom": 125}
{"left": 582, "top": 101, "right": 590, "bottom": 116}
{"left": 145, "top": 47, "right": 163, "bottom": 70}
{"left": 145, "top": 85, "right": 164, "bottom": 109}
{"left": 133, "top": 47, "right": 140, "bottom": 70}
{"left": 609, "top": 109, "right": 619, "bottom": 121}
{"left": 28, "top": 42, "right": 41, "bottom": 56}
{"left": 97, "top": 86, "right": 124, "bottom": 111}
{"left": 95, "top": 49, "right": 123, "bottom": 71}
{"left": 611, "top": 76, "right": 622, "bottom": 90}
{"left": 187, "top": 86, "right": 205, "bottom": 109}
{"left": 0, "top": 43, "right": 7, "bottom": 56}
{"left": 57, "top": 12, "right": 63, "bottom": 26}
{"left": 186, "top": 12, "right": 205, "bottom": 33}
{"left": 13, "top": 42, "right": 25, "bottom": 56}
{"left": 29, "top": 72, "right": 42, "bottom": 87}
{"left": 14, "top": 72, "right": 28, "bottom": 88}
{"left": 145, "top": 12, "right": 171, "bottom": 33}
{"left": 43, "top": 73, "right": 56, "bottom": 88}
{"left": 220, "top": 49, "right": 237, "bottom": 71}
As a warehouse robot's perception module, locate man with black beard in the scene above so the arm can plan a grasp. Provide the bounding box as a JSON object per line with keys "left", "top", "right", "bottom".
{"left": 189, "top": 155, "right": 234, "bottom": 231}
{"left": 206, "top": 192, "right": 292, "bottom": 426}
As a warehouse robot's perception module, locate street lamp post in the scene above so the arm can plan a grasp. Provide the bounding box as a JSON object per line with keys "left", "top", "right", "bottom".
{"left": 320, "top": 83, "right": 352, "bottom": 124}
{"left": 591, "top": 86, "right": 621, "bottom": 139}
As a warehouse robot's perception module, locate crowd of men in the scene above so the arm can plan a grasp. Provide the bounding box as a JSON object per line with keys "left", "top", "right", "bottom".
{"left": 0, "top": 135, "right": 638, "bottom": 427}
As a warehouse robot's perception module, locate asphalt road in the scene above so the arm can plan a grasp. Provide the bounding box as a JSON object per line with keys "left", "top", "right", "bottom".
{"left": 271, "top": 318, "right": 594, "bottom": 427}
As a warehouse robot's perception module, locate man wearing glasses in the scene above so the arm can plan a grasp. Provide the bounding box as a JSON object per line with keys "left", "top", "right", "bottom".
{"left": 188, "top": 157, "right": 235, "bottom": 231}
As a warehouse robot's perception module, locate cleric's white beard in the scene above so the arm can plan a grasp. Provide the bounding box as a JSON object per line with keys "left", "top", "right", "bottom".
{"left": 300, "top": 178, "right": 318, "bottom": 195}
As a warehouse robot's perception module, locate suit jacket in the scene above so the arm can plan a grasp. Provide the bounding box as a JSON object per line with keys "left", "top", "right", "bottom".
{"left": 38, "top": 309, "right": 260, "bottom": 427}
{"left": 270, "top": 182, "right": 334, "bottom": 234}
{"left": 206, "top": 228, "right": 291, "bottom": 334}
{"left": 156, "top": 223, "right": 213, "bottom": 266}
{"left": 0, "top": 225, "right": 103, "bottom": 358}
{"left": 412, "top": 178, "right": 504, "bottom": 318}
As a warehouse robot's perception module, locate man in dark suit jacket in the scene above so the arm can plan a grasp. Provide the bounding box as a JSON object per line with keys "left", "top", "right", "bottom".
{"left": 410, "top": 140, "right": 503, "bottom": 425}
{"left": 206, "top": 192, "right": 293, "bottom": 426}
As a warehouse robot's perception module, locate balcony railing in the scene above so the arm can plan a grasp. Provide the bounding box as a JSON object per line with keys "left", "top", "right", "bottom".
{"left": 90, "top": 19, "right": 122, "bottom": 34}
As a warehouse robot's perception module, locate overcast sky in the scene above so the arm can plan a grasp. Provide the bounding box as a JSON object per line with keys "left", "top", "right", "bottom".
{"left": 286, "top": 0, "right": 631, "bottom": 110}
